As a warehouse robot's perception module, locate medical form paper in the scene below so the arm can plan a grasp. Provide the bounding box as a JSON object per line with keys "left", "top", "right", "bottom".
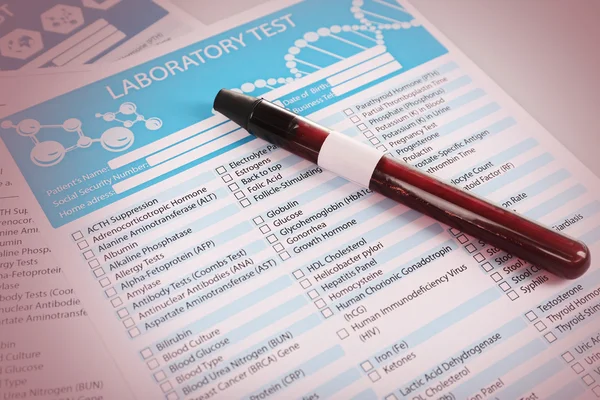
{"left": 1, "top": 0, "right": 600, "bottom": 399}
{"left": 0, "top": 162, "right": 133, "bottom": 397}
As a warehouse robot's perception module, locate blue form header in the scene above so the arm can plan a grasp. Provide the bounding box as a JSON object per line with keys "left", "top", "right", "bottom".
{"left": 0, "top": 0, "right": 447, "bottom": 227}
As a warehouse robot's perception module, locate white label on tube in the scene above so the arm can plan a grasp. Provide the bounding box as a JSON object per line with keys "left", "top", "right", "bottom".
{"left": 317, "top": 131, "right": 384, "bottom": 187}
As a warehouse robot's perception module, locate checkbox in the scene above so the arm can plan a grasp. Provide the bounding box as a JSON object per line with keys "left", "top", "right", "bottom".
{"left": 507, "top": 290, "right": 519, "bottom": 301}
{"left": 544, "top": 332, "right": 557, "bottom": 343}
{"left": 361, "top": 360, "right": 374, "bottom": 372}
{"left": 88, "top": 259, "right": 100, "bottom": 269}
{"left": 111, "top": 297, "right": 123, "bottom": 307}
{"left": 228, "top": 182, "right": 239, "bottom": 191}
{"left": 77, "top": 240, "right": 89, "bottom": 250}
{"left": 449, "top": 228, "right": 461, "bottom": 236}
{"left": 525, "top": 311, "right": 538, "bottom": 321}
{"left": 490, "top": 272, "right": 502, "bottom": 282}
{"left": 481, "top": 262, "right": 494, "bottom": 272}
{"left": 105, "top": 287, "right": 117, "bottom": 297}
{"left": 99, "top": 277, "right": 111, "bottom": 287}
{"left": 321, "top": 308, "right": 333, "bottom": 318}
{"left": 216, "top": 166, "right": 227, "bottom": 175}
{"left": 292, "top": 269, "right": 305, "bottom": 279}
{"left": 160, "top": 381, "right": 173, "bottom": 393}
{"left": 72, "top": 231, "right": 84, "bottom": 241}
{"left": 350, "top": 115, "right": 360, "bottom": 123}
{"left": 593, "top": 386, "right": 600, "bottom": 397}
{"left": 456, "top": 235, "right": 468, "bottom": 244}
{"left": 307, "top": 289, "right": 319, "bottom": 299}
{"left": 166, "top": 391, "right": 179, "bottom": 400}
{"left": 498, "top": 281, "right": 511, "bottom": 292}
{"left": 93, "top": 268, "right": 105, "bottom": 278}
{"left": 123, "top": 318, "right": 135, "bottom": 328}
{"left": 572, "top": 363, "right": 584, "bottom": 374}
{"left": 117, "top": 308, "right": 129, "bottom": 318}
{"left": 534, "top": 321, "right": 547, "bottom": 331}
{"left": 582, "top": 374, "right": 595, "bottom": 386}
{"left": 314, "top": 299, "right": 327, "bottom": 309}
{"left": 376, "top": 145, "right": 388, "bottom": 152}
{"left": 273, "top": 243, "right": 285, "bottom": 252}
{"left": 240, "top": 199, "right": 251, "bottom": 208}
{"left": 128, "top": 327, "right": 141, "bottom": 338}
{"left": 337, "top": 329, "right": 349, "bottom": 339}
{"left": 369, "top": 137, "right": 381, "bottom": 145}
{"left": 259, "top": 225, "right": 271, "bottom": 234}
{"left": 266, "top": 234, "right": 278, "bottom": 244}
{"left": 234, "top": 190, "right": 246, "bottom": 200}
{"left": 465, "top": 244, "right": 477, "bottom": 253}
{"left": 344, "top": 108, "right": 354, "bottom": 115}
{"left": 154, "top": 370, "right": 167, "bottom": 382}
{"left": 473, "top": 253, "right": 485, "bottom": 262}
{"left": 300, "top": 279, "right": 312, "bottom": 289}
{"left": 140, "top": 348, "right": 153, "bottom": 359}
{"left": 147, "top": 359, "right": 160, "bottom": 370}
{"left": 253, "top": 216, "right": 264, "bottom": 225}
{"left": 83, "top": 250, "right": 95, "bottom": 260}
{"left": 280, "top": 251, "right": 291, "bottom": 261}
{"left": 561, "top": 351, "right": 575, "bottom": 363}
{"left": 385, "top": 395, "right": 399, "bottom": 400}
{"left": 363, "top": 130, "right": 374, "bottom": 138}
{"left": 357, "top": 123, "right": 368, "bottom": 131}
{"left": 368, "top": 371, "right": 381, "bottom": 382}
{"left": 221, "top": 174, "right": 233, "bottom": 183}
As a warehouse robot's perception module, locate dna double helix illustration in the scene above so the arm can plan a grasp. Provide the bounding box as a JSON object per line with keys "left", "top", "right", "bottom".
{"left": 231, "top": 0, "right": 419, "bottom": 97}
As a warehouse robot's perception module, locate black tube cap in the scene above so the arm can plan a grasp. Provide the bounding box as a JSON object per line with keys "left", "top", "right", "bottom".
{"left": 213, "top": 89, "right": 260, "bottom": 130}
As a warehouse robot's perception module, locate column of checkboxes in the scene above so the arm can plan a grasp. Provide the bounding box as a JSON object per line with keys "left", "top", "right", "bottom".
{"left": 560, "top": 348, "right": 594, "bottom": 389}
{"left": 449, "top": 228, "right": 520, "bottom": 299}
{"left": 105, "top": 286, "right": 125, "bottom": 313}
{"left": 295, "top": 273, "right": 333, "bottom": 319}
{"left": 123, "top": 317, "right": 140, "bottom": 337}
{"left": 72, "top": 230, "right": 111, "bottom": 288}
{"left": 217, "top": 165, "right": 251, "bottom": 208}
{"left": 253, "top": 216, "right": 290, "bottom": 261}
{"left": 343, "top": 108, "right": 387, "bottom": 152}
{"left": 233, "top": 189, "right": 250, "bottom": 208}
{"left": 525, "top": 311, "right": 555, "bottom": 343}
{"left": 140, "top": 348, "right": 177, "bottom": 397}
{"left": 450, "top": 228, "right": 488, "bottom": 265}
{"left": 295, "top": 269, "right": 329, "bottom": 313}
{"left": 453, "top": 230, "right": 491, "bottom": 269}
{"left": 487, "top": 262, "right": 518, "bottom": 300}
{"left": 308, "top": 285, "right": 332, "bottom": 320}
{"left": 101, "top": 286, "right": 136, "bottom": 337}
{"left": 449, "top": 229, "right": 487, "bottom": 270}
{"left": 218, "top": 167, "right": 237, "bottom": 192}
{"left": 360, "top": 360, "right": 381, "bottom": 382}
{"left": 100, "top": 290, "right": 137, "bottom": 338}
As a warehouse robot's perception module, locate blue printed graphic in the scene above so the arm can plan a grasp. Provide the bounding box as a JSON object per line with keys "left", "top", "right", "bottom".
{"left": 0, "top": 0, "right": 169, "bottom": 70}
{"left": 0, "top": 0, "right": 447, "bottom": 227}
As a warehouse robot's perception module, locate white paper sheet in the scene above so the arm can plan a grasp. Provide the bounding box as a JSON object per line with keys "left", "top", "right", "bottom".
{"left": 2, "top": 1, "right": 600, "bottom": 399}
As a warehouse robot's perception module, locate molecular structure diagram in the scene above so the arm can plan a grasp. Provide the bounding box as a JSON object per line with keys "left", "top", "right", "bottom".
{"left": 95, "top": 102, "right": 162, "bottom": 130}
{"left": 231, "top": 0, "right": 420, "bottom": 96}
{"left": 0, "top": 102, "right": 161, "bottom": 167}
{"left": 1, "top": 118, "right": 133, "bottom": 167}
